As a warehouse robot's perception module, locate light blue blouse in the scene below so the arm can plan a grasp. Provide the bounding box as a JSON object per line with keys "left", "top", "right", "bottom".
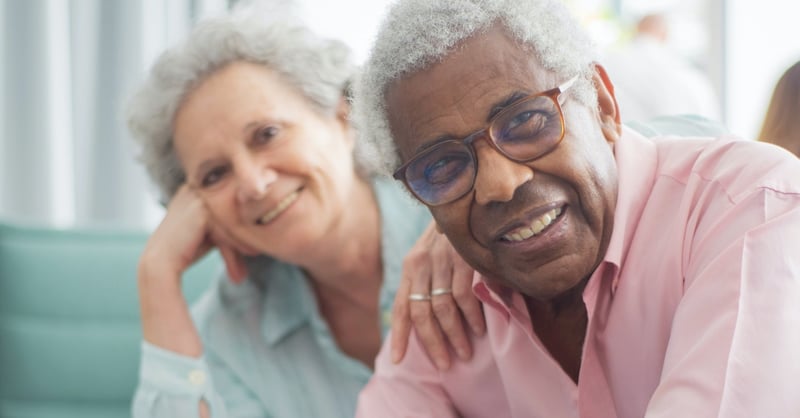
{"left": 132, "top": 177, "right": 431, "bottom": 418}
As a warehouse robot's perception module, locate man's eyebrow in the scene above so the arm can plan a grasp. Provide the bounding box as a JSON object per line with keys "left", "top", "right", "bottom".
{"left": 487, "top": 91, "right": 529, "bottom": 122}
{"left": 410, "top": 91, "right": 532, "bottom": 156}
{"left": 413, "top": 134, "right": 454, "bottom": 155}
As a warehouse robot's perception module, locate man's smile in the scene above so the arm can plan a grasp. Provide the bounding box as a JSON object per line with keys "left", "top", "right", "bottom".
{"left": 500, "top": 205, "right": 564, "bottom": 242}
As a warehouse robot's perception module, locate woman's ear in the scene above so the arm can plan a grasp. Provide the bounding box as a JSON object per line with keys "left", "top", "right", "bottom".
{"left": 592, "top": 63, "right": 622, "bottom": 143}
{"left": 333, "top": 95, "right": 357, "bottom": 148}
{"left": 336, "top": 95, "right": 350, "bottom": 124}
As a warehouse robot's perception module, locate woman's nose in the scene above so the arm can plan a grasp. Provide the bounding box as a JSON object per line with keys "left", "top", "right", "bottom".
{"left": 236, "top": 161, "right": 278, "bottom": 203}
{"left": 472, "top": 141, "right": 533, "bottom": 205}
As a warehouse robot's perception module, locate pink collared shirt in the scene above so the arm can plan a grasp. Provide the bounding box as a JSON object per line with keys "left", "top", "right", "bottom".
{"left": 357, "top": 129, "right": 800, "bottom": 418}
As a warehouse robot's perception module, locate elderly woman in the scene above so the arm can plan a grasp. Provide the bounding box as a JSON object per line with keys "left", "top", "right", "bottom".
{"left": 126, "top": 13, "right": 481, "bottom": 418}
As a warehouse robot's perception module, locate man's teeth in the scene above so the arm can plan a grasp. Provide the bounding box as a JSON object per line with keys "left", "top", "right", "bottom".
{"left": 259, "top": 191, "right": 299, "bottom": 224}
{"left": 503, "top": 207, "right": 562, "bottom": 242}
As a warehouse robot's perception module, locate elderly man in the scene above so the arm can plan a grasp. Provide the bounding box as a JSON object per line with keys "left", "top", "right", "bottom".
{"left": 352, "top": 0, "right": 800, "bottom": 417}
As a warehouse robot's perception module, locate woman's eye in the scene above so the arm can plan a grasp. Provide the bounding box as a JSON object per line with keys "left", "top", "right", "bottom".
{"left": 201, "top": 166, "right": 228, "bottom": 187}
{"left": 254, "top": 126, "right": 280, "bottom": 145}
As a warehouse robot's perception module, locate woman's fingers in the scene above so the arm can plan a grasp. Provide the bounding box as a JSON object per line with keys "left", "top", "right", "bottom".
{"left": 394, "top": 223, "right": 450, "bottom": 370}
{"left": 429, "top": 235, "right": 472, "bottom": 362}
{"left": 451, "top": 255, "right": 484, "bottom": 336}
{"left": 141, "top": 185, "right": 211, "bottom": 279}
{"left": 405, "top": 242, "right": 451, "bottom": 370}
{"left": 393, "top": 221, "right": 483, "bottom": 370}
{"left": 218, "top": 244, "right": 248, "bottom": 284}
{"left": 390, "top": 268, "right": 413, "bottom": 363}
{"left": 208, "top": 224, "right": 250, "bottom": 284}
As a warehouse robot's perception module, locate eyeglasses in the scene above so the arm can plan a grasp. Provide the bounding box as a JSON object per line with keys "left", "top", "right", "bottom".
{"left": 393, "top": 75, "right": 578, "bottom": 206}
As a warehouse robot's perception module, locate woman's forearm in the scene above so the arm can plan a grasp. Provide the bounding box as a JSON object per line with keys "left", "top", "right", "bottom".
{"left": 138, "top": 262, "right": 204, "bottom": 357}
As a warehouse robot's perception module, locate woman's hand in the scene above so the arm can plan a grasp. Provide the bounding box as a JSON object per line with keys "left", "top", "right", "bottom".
{"left": 137, "top": 185, "right": 251, "bottom": 356}
{"left": 139, "top": 185, "right": 251, "bottom": 284}
{"left": 390, "top": 222, "right": 485, "bottom": 370}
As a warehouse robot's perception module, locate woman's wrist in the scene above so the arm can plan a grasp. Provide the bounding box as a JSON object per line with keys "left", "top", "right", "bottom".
{"left": 137, "top": 254, "right": 204, "bottom": 357}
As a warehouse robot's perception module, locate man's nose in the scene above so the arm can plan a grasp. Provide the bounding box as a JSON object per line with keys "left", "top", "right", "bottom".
{"left": 472, "top": 140, "right": 533, "bottom": 205}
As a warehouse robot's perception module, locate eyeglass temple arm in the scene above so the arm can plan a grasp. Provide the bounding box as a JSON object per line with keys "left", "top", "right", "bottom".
{"left": 557, "top": 75, "right": 579, "bottom": 103}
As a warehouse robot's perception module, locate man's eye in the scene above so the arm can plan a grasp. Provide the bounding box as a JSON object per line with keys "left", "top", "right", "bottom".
{"left": 507, "top": 110, "right": 547, "bottom": 133}
{"left": 201, "top": 166, "right": 228, "bottom": 187}
{"left": 424, "top": 155, "right": 469, "bottom": 185}
{"left": 254, "top": 126, "right": 280, "bottom": 145}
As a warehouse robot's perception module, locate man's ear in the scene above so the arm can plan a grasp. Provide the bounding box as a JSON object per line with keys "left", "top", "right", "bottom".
{"left": 592, "top": 63, "right": 622, "bottom": 142}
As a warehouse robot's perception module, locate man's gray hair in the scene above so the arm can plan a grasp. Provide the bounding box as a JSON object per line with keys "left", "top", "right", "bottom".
{"left": 353, "top": 0, "right": 599, "bottom": 176}
{"left": 127, "top": 13, "right": 356, "bottom": 202}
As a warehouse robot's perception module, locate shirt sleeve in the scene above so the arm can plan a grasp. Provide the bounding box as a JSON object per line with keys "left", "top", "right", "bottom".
{"left": 356, "top": 332, "right": 458, "bottom": 418}
{"left": 644, "top": 189, "right": 800, "bottom": 417}
{"left": 132, "top": 341, "right": 223, "bottom": 418}
{"left": 131, "top": 342, "right": 263, "bottom": 418}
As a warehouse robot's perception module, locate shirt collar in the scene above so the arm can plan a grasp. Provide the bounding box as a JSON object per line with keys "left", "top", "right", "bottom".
{"left": 602, "top": 126, "right": 659, "bottom": 293}
{"left": 259, "top": 259, "right": 314, "bottom": 346}
{"left": 211, "top": 256, "right": 312, "bottom": 346}
{"left": 258, "top": 176, "right": 428, "bottom": 345}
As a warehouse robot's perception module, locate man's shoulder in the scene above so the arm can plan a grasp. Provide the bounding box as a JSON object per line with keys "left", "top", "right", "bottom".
{"left": 627, "top": 114, "right": 728, "bottom": 138}
{"left": 654, "top": 136, "right": 800, "bottom": 200}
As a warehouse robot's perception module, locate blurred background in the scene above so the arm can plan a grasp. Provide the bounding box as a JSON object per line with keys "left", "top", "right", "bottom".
{"left": 1, "top": 0, "right": 798, "bottom": 230}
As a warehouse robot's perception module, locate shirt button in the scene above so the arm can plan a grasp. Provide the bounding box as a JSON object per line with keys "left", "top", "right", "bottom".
{"left": 188, "top": 370, "right": 206, "bottom": 386}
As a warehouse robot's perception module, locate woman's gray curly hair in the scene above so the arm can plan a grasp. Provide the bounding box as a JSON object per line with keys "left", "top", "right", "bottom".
{"left": 127, "top": 13, "right": 357, "bottom": 202}
{"left": 352, "top": 0, "right": 599, "bottom": 176}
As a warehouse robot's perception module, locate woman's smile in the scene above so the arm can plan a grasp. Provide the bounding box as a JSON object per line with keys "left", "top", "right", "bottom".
{"left": 256, "top": 188, "right": 302, "bottom": 225}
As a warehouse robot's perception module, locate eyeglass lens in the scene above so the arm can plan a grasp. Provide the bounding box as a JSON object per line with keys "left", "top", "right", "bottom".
{"left": 405, "top": 94, "right": 563, "bottom": 205}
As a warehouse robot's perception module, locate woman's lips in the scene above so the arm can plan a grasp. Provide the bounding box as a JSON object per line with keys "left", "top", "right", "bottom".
{"left": 256, "top": 189, "right": 301, "bottom": 225}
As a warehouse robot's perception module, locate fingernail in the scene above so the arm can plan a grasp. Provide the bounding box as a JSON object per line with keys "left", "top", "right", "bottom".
{"left": 472, "top": 323, "right": 485, "bottom": 336}
{"left": 436, "top": 358, "right": 450, "bottom": 371}
{"left": 456, "top": 348, "right": 469, "bottom": 360}
{"left": 391, "top": 349, "right": 401, "bottom": 364}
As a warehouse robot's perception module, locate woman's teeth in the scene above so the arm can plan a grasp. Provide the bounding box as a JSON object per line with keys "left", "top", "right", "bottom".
{"left": 258, "top": 191, "right": 299, "bottom": 224}
{"left": 503, "top": 207, "right": 562, "bottom": 242}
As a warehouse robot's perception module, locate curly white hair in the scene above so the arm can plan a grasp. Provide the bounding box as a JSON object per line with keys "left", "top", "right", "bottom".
{"left": 352, "top": 0, "right": 599, "bottom": 176}
{"left": 127, "top": 13, "right": 357, "bottom": 202}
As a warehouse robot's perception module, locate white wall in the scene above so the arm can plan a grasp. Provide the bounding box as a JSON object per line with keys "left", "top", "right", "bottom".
{"left": 725, "top": 0, "right": 800, "bottom": 139}
{"left": 293, "top": 0, "right": 394, "bottom": 64}
{"left": 591, "top": 0, "right": 799, "bottom": 140}
{"left": 4, "top": 0, "right": 798, "bottom": 227}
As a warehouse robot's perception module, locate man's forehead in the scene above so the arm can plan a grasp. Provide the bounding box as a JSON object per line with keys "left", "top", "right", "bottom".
{"left": 386, "top": 28, "right": 555, "bottom": 152}
{"left": 388, "top": 24, "right": 553, "bottom": 103}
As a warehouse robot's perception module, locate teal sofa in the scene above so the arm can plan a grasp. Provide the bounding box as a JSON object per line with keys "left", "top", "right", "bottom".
{"left": 0, "top": 222, "right": 220, "bottom": 418}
